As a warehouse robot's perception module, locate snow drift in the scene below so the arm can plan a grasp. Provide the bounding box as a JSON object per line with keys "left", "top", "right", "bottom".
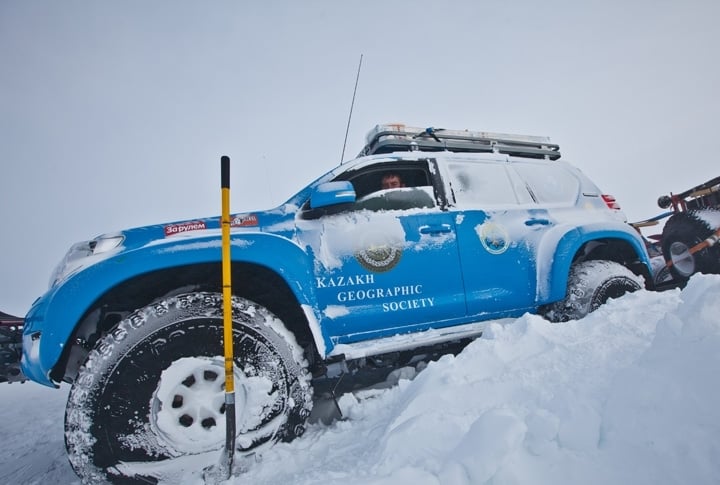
{"left": 1, "top": 274, "right": 719, "bottom": 485}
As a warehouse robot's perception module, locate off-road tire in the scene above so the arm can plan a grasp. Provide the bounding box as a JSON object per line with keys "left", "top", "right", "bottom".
{"left": 543, "top": 260, "right": 643, "bottom": 322}
{"left": 64, "top": 292, "right": 313, "bottom": 484}
{"left": 661, "top": 210, "right": 720, "bottom": 282}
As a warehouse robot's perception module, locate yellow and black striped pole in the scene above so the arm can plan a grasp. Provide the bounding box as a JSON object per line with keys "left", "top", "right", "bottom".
{"left": 220, "top": 155, "right": 235, "bottom": 477}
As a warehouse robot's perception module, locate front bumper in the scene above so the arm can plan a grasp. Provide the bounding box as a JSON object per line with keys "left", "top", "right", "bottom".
{"left": 20, "top": 294, "right": 61, "bottom": 388}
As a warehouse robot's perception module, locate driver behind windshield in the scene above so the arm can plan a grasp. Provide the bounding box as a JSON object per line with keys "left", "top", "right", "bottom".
{"left": 381, "top": 172, "right": 406, "bottom": 190}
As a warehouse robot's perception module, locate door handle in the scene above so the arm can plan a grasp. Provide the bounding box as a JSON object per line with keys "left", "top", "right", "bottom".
{"left": 525, "top": 218, "right": 550, "bottom": 226}
{"left": 419, "top": 224, "right": 452, "bottom": 235}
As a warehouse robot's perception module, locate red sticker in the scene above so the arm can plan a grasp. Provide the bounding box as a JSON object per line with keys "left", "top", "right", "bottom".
{"left": 164, "top": 221, "right": 207, "bottom": 237}
{"left": 231, "top": 214, "right": 259, "bottom": 227}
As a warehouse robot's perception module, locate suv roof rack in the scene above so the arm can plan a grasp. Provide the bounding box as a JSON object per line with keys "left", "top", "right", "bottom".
{"left": 359, "top": 123, "right": 561, "bottom": 160}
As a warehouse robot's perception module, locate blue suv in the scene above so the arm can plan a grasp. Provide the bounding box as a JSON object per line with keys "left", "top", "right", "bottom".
{"left": 19, "top": 124, "right": 653, "bottom": 483}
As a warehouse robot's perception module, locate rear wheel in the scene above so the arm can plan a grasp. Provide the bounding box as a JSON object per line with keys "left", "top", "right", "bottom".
{"left": 661, "top": 211, "right": 720, "bottom": 282}
{"left": 543, "top": 260, "right": 643, "bottom": 322}
{"left": 65, "top": 292, "right": 313, "bottom": 484}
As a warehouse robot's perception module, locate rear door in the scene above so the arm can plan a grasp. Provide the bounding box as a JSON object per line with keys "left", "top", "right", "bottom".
{"left": 441, "top": 158, "right": 555, "bottom": 316}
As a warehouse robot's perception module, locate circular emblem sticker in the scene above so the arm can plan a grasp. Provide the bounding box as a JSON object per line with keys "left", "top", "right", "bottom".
{"left": 478, "top": 222, "right": 510, "bottom": 255}
{"left": 356, "top": 244, "right": 402, "bottom": 272}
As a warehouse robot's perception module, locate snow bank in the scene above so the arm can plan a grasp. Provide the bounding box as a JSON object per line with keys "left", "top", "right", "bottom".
{"left": 601, "top": 275, "right": 720, "bottom": 485}
{"left": 233, "top": 275, "right": 720, "bottom": 485}
{"left": 1, "top": 275, "right": 719, "bottom": 485}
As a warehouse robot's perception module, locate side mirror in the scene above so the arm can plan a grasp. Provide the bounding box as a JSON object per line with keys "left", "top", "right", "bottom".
{"left": 310, "top": 181, "right": 356, "bottom": 208}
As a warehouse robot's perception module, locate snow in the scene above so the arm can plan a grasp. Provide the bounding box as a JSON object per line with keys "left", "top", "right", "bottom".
{"left": 147, "top": 235, "right": 255, "bottom": 251}
{"left": 696, "top": 209, "right": 720, "bottom": 229}
{"left": 302, "top": 210, "right": 408, "bottom": 271}
{"left": 330, "top": 320, "right": 491, "bottom": 360}
{"left": 152, "top": 356, "right": 276, "bottom": 454}
{"left": 324, "top": 304, "right": 351, "bottom": 319}
{"left": 2, "top": 274, "right": 719, "bottom": 484}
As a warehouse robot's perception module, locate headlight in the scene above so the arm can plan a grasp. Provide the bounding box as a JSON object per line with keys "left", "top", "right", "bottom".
{"left": 49, "top": 234, "right": 125, "bottom": 288}
{"left": 92, "top": 234, "right": 125, "bottom": 254}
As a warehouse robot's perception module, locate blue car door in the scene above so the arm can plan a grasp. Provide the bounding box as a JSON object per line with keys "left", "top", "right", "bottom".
{"left": 296, "top": 162, "right": 467, "bottom": 344}
{"left": 442, "top": 158, "right": 554, "bottom": 317}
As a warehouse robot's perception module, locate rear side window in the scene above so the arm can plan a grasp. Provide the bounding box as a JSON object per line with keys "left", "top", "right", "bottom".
{"left": 447, "top": 161, "right": 529, "bottom": 206}
{"left": 512, "top": 162, "right": 580, "bottom": 205}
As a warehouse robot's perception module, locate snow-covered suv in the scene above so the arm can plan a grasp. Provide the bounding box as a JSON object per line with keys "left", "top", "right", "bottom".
{"left": 19, "top": 124, "right": 653, "bottom": 483}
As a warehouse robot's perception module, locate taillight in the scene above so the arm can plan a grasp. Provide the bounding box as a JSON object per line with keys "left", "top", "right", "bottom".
{"left": 602, "top": 194, "right": 622, "bottom": 210}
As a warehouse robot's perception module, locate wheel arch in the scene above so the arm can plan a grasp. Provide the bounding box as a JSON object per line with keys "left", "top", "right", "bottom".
{"left": 39, "top": 235, "right": 326, "bottom": 384}
{"left": 539, "top": 224, "right": 653, "bottom": 304}
{"left": 52, "top": 261, "right": 322, "bottom": 383}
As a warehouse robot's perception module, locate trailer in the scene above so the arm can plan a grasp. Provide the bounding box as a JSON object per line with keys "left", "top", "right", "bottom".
{"left": 0, "top": 311, "right": 24, "bottom": 383}
{"left": 631, "top": 175, "right": 720, "bottom": 288}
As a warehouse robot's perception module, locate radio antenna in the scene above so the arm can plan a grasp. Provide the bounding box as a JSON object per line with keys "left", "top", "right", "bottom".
{"left": 340, "top": 54, "right": 363, "bottom": 164}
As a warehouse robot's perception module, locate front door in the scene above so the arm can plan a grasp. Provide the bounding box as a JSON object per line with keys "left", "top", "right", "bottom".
{"left": 296, "top": 162, "right": 467, "bottom": 345}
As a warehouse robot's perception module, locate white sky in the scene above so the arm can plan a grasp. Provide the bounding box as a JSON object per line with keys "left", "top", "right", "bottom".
{"left": 1, "top": 0, "right": 718, "bottom": 316}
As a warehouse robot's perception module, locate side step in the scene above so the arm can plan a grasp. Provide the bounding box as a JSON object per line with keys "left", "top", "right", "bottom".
{"left": 328, "top": 319, "right": 512, "bottom": 360}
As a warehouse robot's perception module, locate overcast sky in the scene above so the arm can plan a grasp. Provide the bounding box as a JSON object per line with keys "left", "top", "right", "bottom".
{"left": 1, "top": 1, "right": 718, "bottom": 316}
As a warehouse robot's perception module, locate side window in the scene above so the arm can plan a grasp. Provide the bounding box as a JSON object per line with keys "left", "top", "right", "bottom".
{"left": 447, "top": 161, "right": 528, "bottom": 206}
{"left": 343, "top": 164, "right": 437, "bottom": 212}
{"left": 355, "top": 186, "right": 436, "bottom": 212}
{"left": 512, "top": 162, "right": 580, "bottom": 205}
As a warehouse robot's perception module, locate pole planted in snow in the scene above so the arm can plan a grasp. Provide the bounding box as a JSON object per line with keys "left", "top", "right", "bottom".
{"left": 220, "top": 155, "right": 236, "bottom": 477}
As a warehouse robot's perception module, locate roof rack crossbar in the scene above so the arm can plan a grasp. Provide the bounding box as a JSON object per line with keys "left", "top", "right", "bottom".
{"left": 360, "top": 124, "right": 561, "bottom": 160}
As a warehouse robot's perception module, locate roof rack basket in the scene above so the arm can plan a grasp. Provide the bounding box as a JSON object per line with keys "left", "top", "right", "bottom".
{"left": 359, "top": 124, "right": 561, "bottom": 160}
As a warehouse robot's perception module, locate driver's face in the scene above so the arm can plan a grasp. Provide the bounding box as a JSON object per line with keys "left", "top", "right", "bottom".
{"left": 381, "top": 175, "right": 404, "bottom": 189}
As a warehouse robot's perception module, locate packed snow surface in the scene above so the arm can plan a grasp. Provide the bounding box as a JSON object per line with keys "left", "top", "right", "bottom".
{"left": 1, "top": 274, "right": 719, "bottom": 484}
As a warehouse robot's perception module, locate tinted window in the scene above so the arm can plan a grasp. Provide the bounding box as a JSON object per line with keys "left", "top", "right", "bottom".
{"left": 345, "top": 167, "right": 430, "bottom": 200}
{"left": 447, "top": 161, "right": 524, "bottom": 206}
{"left": 336, "top": 162, "right": 437, "bottom": 212}
{"left": 512, "top": 162, "right": 580, "bottom": 205}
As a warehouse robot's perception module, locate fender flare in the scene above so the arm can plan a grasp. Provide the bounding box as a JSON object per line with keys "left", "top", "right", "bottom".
{"left": 536, "top": 222, "right": 652, "bottom": 303}
{"left": 22, "top": 233, "right": 330, "bottom": 386}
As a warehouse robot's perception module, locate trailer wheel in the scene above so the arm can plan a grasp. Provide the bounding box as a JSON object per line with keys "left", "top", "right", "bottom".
{"left": 543, "top": 260, "right": 643, "bottom": 322}
{"left": 64, "top": 292, "right": 312, "bottom": 484}
{"left": 661, "top": 211, "right": 720, "bottom": 282}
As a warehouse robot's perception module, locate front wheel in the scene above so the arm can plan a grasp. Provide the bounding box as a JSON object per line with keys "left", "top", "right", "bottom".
{"left": 543, "top": 260, "right": 643, "bottom": 322}
{"left": 65, "top": 292, "right": 313, "bottom": 484}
